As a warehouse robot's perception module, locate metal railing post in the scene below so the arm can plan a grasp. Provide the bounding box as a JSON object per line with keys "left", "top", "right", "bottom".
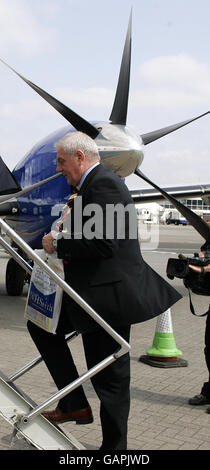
{"left": 0, "top": 235, "right": 32, "bottom": 274}
{"left": 8, "top": 332, "right": 79, "bottom": 382}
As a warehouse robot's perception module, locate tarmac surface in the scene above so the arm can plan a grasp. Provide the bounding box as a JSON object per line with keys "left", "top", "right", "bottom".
{"left": 0, "top": 224, "right": 210, "bottom": 454}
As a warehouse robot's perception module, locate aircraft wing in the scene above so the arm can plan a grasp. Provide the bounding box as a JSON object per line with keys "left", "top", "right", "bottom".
{"left": 130, "top": 184, "right": 210, "bottom": 204}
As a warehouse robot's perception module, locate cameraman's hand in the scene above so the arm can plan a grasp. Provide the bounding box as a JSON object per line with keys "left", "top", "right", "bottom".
{"left": 189, "top": 250, "right": 210, "bottom": 273}
{"left": 189, "top": 264, "right": 210, "bottom": 274}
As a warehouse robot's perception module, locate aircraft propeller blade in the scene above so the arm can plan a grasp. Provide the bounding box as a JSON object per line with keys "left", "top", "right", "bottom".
{"left": 0, "top": 58, "right": 99, "bottom": 140}
{"left": 140, "top": 111, "right": 210, "bottom": 145}
{"left": 0, "top": 156, "right": 21, "bottom": 195}
{"left": 135, "top": 167, "right": 210, "bottom": 242}
{"left": 0, "top": 172, "right": 62, "bottom": 205}
{"left": 109, "top": 10, "right": 132, "bottom": 125}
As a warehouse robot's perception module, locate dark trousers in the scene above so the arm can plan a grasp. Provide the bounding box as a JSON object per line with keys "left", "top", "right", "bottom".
{"left": 27, "top": 307, "right": 130, "bottom": 450}
{"left": 202, "top": 311, "right": 210, "bottom": 397}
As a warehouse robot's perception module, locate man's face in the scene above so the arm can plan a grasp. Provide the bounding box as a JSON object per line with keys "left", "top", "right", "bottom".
{"left": 56, "top": 149, "right": 83, "bottom": 186}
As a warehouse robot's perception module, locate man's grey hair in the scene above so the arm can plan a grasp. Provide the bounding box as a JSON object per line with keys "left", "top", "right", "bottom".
{"left": 55, "top": 131, "right": 100, "bottom": 162}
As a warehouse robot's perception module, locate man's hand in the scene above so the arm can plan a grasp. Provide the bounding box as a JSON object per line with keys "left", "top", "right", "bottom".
{"left": 42, "top": 232, "right": 55, "bottom": 254}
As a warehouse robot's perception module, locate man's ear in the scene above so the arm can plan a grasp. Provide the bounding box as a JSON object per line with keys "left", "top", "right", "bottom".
{"left": 76, "top": 149, "right": 85, "bottom": 163}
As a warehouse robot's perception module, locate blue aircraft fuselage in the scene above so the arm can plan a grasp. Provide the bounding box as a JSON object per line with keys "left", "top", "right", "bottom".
{"left": 8, "top": 125, "right": 73, "bottom": 249}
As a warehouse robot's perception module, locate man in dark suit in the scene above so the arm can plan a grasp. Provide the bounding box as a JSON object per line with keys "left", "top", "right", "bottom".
{"left": 27, "top": 131, "right": 181, "bottom": 450}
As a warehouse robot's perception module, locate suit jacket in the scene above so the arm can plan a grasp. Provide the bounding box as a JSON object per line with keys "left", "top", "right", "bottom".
{"left": 57, "top": 164, "right": 182, "bottom": 333}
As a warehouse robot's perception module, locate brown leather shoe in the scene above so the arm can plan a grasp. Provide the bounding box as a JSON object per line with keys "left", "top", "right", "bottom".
{"left": 42, "top": 406, "right": 93, "bottom": 425}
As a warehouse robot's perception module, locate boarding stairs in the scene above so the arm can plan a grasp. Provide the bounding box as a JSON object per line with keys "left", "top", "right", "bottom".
{"left": 0, "top": 218, "right": 130, "bottom": 450}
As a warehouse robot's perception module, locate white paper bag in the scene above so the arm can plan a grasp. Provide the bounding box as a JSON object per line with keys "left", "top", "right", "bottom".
{"left": 24, "top": 249, "right": 64, "bottom": 333}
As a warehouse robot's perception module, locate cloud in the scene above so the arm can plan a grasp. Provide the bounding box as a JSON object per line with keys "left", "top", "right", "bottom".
{"left": 138, "top": 140, "right": 210, "bottom": 187}
{"left": 55, "top": 87, "right": 114, "bottom": 112}
{"left": 0, "top": 86, "right": 115, "bottom": 122}
{"left": 131, "top": 54, "right": 210, "bottom": 110}
{"left": 0, "top": 0, "right": 57, "bottom": 57}
{"left": 140, "top": 54, "right": 210, "bottom": 89}
{"left": 3, "top": 51, "right": 209, "bottom": 124}
{"left": 0, "top": 100, "right": 54, "bottom": 120}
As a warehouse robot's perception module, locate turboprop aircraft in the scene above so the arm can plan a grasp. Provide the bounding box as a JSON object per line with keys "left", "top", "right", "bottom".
{"left": 0, "top": 10, "right": 210, "bottom": 295}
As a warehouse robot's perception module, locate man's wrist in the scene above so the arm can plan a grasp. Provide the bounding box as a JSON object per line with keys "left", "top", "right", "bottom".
{"left": 51, "top": 231, "right": 61, "bottom": 251}
{"left": 52, "top": 238, "right": 57, "bottom": 250}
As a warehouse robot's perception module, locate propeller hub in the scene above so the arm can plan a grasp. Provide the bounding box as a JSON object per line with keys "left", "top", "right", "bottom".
{"left": 95, "top": 122, "right": 144, "bottom": 177}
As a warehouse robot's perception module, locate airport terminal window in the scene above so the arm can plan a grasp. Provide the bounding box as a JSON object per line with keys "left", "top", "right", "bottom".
{"left": 159, "top": 198, "right": 210, "bottom": 214}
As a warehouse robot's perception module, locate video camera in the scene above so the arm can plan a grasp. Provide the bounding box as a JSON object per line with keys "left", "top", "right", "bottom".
{"left": 166, "top": 252, "right": 210, "bottom": 296}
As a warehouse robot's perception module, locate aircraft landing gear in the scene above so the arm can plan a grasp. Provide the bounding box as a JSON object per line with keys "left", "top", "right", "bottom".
{"left": 6, "top": 257, "right": 26, "bottom": 296}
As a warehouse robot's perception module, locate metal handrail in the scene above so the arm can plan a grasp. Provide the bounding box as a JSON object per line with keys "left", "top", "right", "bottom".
{"left": 8, "top": 332, "right": 79, "bottom": 382}
{"left": 0, "top": 217, "right": 131, "bottom": 423}
{"left": 0, "top": 235, "right": 32, "bottom": 274}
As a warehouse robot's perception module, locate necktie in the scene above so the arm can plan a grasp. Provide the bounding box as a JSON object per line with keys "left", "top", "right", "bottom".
{"left": 56, "top": 186, "right": 79, "bottom": 233}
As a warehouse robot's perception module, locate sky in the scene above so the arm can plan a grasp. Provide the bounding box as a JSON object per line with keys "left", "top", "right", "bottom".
{"left": 0, "top": 0, "right": 210, "bottom": 190}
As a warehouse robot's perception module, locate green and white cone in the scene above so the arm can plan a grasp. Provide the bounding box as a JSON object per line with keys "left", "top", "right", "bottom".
{"left": 139, "top": 309, "right": 188, "bottom": 368}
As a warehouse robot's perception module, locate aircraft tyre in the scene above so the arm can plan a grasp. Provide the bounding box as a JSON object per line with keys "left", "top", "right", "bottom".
{"left": 6, "top": 258, "right": 25, "bottom": 296}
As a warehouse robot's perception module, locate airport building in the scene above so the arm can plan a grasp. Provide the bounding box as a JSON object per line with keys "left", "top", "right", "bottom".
{"left": 135, "top": 197, "right": 210, "bottom": 224}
